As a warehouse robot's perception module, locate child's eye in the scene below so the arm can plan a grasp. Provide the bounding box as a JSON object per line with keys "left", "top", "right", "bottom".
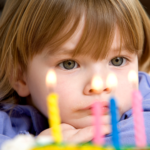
{"left": 109, "top": 57, "right": 127, "bottom": 66}
{"left": 58, "top": 60, "right": 78, "bottom": 70}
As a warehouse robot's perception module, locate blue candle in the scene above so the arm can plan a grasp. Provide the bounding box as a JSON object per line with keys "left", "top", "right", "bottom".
{"left": 110, "top": 97, "right": 120, "bottom": 149}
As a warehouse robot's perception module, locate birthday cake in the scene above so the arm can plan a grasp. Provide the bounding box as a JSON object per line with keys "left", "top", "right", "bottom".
{"left": 1, "top": 134, "right": 150, "bottom": 150}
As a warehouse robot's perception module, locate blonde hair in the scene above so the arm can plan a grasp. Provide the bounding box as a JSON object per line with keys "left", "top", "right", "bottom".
{"left": 0, "top": 0, "right": 150, "bottom": 104}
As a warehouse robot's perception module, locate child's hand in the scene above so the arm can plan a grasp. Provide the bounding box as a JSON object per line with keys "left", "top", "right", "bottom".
{"left": 59, "top": 122, "right": 111, "bottom": 143}
{"left": 38, "top": 115, "right": 111, "bottom": 143}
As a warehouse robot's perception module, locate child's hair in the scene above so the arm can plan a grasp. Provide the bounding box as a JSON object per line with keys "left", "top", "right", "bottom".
{"left": 0, "top": 0, "right": 150, "bottom": 105}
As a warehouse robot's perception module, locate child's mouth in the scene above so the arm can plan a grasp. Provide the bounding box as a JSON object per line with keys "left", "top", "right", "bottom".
{"left": 102, "top": 105, "right": 109, "bottom": 114}
{"left": 82, "top": 101, "right": 109, "bottom": 115}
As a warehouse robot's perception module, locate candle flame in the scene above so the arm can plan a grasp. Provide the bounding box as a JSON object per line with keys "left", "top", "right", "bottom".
{"left": 128, "top": 70, "right": 138, "bottom": 84}
{"left": 46, "top": 70, "right": 57, "bottom": 87}
{"left": 106, "top": 73, "right": 118, "bottom": 89}
{"left": 91, "top": 75, "right": 103, "bottom": 91}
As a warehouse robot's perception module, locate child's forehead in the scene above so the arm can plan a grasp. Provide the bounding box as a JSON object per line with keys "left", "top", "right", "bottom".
{"left": 26, "top": 0, "right": 143, "bottom": 61}
{"left": 44, "top": 26, "right": 136, "bottom": 59}
{"left": 44, "top": 43, "right": 135, "bottom": 61}
{"left": 44, "top": 20, "right": 138, "bottom": 61}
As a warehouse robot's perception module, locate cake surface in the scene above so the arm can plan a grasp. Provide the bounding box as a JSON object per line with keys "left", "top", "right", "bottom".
{"left": 2, "top": 135, "right": 150, "bottom": 150}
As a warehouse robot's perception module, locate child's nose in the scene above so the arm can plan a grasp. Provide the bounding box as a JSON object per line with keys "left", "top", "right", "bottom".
{"left": 83, "top": 63, "right": 111, "bottom": 95}
{"left": 83, "top": 84, "right": 111, "bottom": 95}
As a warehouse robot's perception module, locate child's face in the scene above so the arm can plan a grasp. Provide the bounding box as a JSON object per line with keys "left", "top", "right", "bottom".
{"left": 24, "top": 25, "right": 138, "bottom": 129}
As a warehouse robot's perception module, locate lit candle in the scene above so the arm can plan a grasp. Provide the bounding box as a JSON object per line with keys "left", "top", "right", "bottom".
{"left": 91, "top": 75, "right": 104, "bottom": 145}
{"left": 46, "top": 70, "right": 62, "bottom": 143}
{"left": 106, "top": 73, "right": 120, "bottom": 148}
{"left": 128, "top": 70, "right": 146, "bottom": 147}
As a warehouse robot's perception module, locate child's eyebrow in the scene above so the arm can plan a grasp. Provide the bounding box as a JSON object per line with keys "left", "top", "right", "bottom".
{"left": 45, "top": 44, "right": 136, "bottom": 59}
{"left": 111, "top": 45, "right": 136, "bottom": 54}
{"left": 44, "top": 48, "right": 75, "bottom": 59}
{"left": 57, "top": 45, "right": 135, "bottom": 55}
{"left": 52, "top": 48, "right": 76, "bottom": 56}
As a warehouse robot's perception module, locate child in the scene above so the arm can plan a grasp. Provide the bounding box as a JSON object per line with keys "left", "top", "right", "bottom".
{"left": 0, "top": 0, "right": 150, "bottom": 147}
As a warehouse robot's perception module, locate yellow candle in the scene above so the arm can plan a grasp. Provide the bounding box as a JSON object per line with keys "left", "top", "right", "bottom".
{"left": 46, "top": 70, "right": 62, "bottom": 143}
{"left": 47, "top": 93, "right": 62, "bottom": 143}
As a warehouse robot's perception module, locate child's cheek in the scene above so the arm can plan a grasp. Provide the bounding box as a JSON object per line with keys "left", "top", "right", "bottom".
{"left": 115, "top": 77, "right": 133, "bottom": 116}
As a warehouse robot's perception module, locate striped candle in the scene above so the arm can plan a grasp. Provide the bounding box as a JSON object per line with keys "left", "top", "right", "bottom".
{"left": 91, "top": 75, "right": 104, "bottom": 145}
{"left": 132, "top": 90, "right": 146, "bottom": 147}
{"left": 110, "top": 97, "right": 120, "bottom": 148}
{"left": 47, "top": 93, "right": 62, "bottom": 143}
{"left": 46, "top": 70, "right": 62, "bottom": 143}
{"left": 128, "top": 70, "right": 147, "bottom": 147}
{"left": 92, "top": 101, "right": 104, "bottom": 145}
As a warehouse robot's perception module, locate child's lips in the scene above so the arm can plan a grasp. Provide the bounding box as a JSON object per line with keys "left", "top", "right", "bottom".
{"left": 101, "top": 101, "right": 109, "bottom": 114}
{"left": 102, "top": 106, "right": 109, "bottom": 114}
{"left": 82, "top": 101, "right": 109, "bottom": 115}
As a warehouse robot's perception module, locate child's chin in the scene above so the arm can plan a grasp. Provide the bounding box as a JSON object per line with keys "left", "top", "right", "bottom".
{"left": 70, "top": 121, "right": 92, "bottom": 129}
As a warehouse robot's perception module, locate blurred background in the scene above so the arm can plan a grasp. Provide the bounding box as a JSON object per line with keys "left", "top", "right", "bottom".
{"left": 140, "top": 0, "right": 150, "bottom": 16}
{"left": 0, "top": 0, "right": 5, "bottom": 17}
{"left": 0, "top": 0, "right": 150, "bottom": 17}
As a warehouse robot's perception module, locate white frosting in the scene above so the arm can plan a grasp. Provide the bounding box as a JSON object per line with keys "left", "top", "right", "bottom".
{"left": 1, "top": 135, "right": 35, "bottom": 150}
{"left": 35, "top": 136, "right": 53, "bottom": 145}
{"left": 1, "top": 135, "right": 54, "bottom": 150}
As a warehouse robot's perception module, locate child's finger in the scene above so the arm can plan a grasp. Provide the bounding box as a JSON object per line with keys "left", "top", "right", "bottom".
{"left": 63, "top": 126, "right": 94, "bottom": 143}
{"left": 102, "top": 115, "right": 111, "bottom": 125}
{"left": 65, "top": 124, "right": 111, "bottom": 143}
{"left": 61, "top": 123, "right": 75, "bottom": 131}
{"left": 101, "top": 124, "right": 111, "bottom": 135}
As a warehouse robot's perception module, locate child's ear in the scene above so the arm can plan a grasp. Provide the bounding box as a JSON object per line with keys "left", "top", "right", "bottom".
{"left": 10, "top": 68, "right": 30, "bottom": 97}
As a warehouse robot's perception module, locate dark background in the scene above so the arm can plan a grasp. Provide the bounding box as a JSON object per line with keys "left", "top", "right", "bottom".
{"left": 0, "top": 0, "right": 5, "bottom": 17}
{"left": 0, "top": 0, "right": 150, "bottom": 17}
{"left": 140, "top": 0, "right": 150, "bottom": 17}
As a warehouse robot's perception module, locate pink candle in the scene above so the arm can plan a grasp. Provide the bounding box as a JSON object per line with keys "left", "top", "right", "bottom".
{"left": 92, "top": 101, "right": 104, "bottom": 145}
{"left": 128, "top": 70, "right": 146, "bottom": 147}
{"left": 91, "top": 75, "right": 104, "bottom": 145}
{"left": 132, "top": 90, "right": 146, "bottom": 147}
